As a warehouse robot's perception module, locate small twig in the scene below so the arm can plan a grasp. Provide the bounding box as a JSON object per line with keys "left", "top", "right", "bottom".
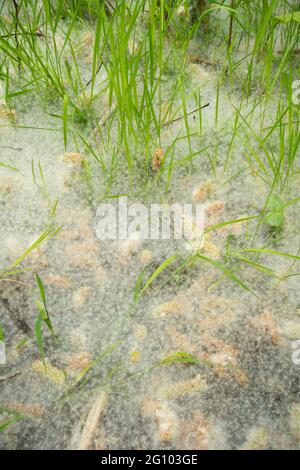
{"left": 275, "top": 48, "right": 300, "bottom": 55}
{"left": 78, "top": 390, "right": 108, "bottom": 450}
{"left": 85, "top": 61, "right": 103, "bottom": 88}
{"left": 0, "top": 371, "right": 22, "bottom": 382}
{"left": 161, "top": 103, "right": 210, "bottom": 129}
{"left": 0, "top": 145, "right": 23, "bottom": 152}
{"left": 187, "top": 55, "right": 218, "bottom": 67}
{"left": 92, "top": 102, "right": 209, "bottom": 136}
{"left": 105, "top": 1, "right": 117, "bottom": 16}
{"left": 89, "top": 102, "right": 118, "bottom": 138}
{"left": 0, "top": 278, "right": 29, "bottom": 286}
{"left": 1, "top": 30, "right": 45, "bottom": 39}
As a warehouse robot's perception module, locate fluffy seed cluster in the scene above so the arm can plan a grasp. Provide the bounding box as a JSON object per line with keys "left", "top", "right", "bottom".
{"left": 32, "top": 359, "right": 65, "bottom": 385}
{"left": 205, "top": 200, "right": 224, "bottom": 216}
{"left": 0, "top": 107, "right": 16, "bottom": 120}
{"left": 160, "top": 375, "right": 207, "bottom": 399}
{"left": 153, "top": 296, "right": 187, "bottom": 318}
{"left": 193, "top": 181, "right": 215, "bottom": 203}
{"left": 130, "top": 350, "right": 141, "bottom": 363}
{"left": 203, "top": 240, "right": 220, "bottom": 260}
{"left": 152, "top": 148, "right": 163, "bottom": 172}
{"left": 63, "top": 152, "right": 85, "bottom": 165}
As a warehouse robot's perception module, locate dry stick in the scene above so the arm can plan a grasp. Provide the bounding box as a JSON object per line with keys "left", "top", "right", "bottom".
{"left": 78, "top": 390, "right": 108, "bottom": 450}
{"left": 105, "top": 0, "right": 117, "bottom": 16}
{"left": 85, "top": 62, "right": 103, "bottom": 88}
{"left": 161, "top": 103, "right": 210, "bottom": 129}
{"left": 187, "top": 55, "right": 218, "bottom": 67}
{"left": 276, "top": 49, "right": 300, "bottom": 55}
{"left": 12, "top": 0, "right": 21, "bottom": 74}
{"left": 91, "top": 103, "right": 209, "bottom": 138}
{"left": 0, "top": 371, "right": 21, "bottom": 382}
{"left": 0, "top": 145, "right": 23, "bottom": 151}
{"left": 92, "top": 101, "right": 209, "bottom": 135}
{"left": 98, "top": 103, "right": 117, "bottom": 126}
{"left": 0, "top": 279, "right": 30, "bottom": 286}
{"left": 1, "top": 31, "right": 45, "bottom": 39}
{"left": 89, "top": 102, "right": 118, "bottom": 139}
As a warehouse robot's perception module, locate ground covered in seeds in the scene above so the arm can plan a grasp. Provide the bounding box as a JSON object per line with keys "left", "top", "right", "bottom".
{"left": 1, "top": 12, "right": 300, "bottom": 450}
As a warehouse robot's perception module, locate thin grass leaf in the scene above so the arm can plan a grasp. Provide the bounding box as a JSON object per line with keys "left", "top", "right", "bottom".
{"left": 275, "top": 12, "right": 300, "bottom": 24}
{"left": 139, "top": 253, "right": 178, "bottom": 297}
{"left": 2, "top": 225, "right": 60, "bottom": 273}
{"left": 35, "top": 313, "right": 46, "bottom": 369}
{"left": 159, "top": 351, "right": 211, "bottom": 367}
{"left": 0, "top": 406, "right": 26, "bottom": 432}
{"left": 0, "top": 416, "right": 23, "bottom": 432}
{"left": 63, "top": 94, "right": 69, "bottom": 151}
{"left": 35, "top": 274, "right": 54, "bottom": 336}
{"left": 35, "top": 272, "right": 46, "bottom": 304}
{"left": 196, "top": 253, "right": 257, "bottom": 297}
{"left": 205, "top": 216, "right": 257, "bottom": 234}
{"left": 241, "top": 248, "right": 300, "bottom": 261}
{"left": 65, "top": 340, "right": 122, "bottom": 396}
{"left": 0, "top": 162, "right": 18, "bottom": 172}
